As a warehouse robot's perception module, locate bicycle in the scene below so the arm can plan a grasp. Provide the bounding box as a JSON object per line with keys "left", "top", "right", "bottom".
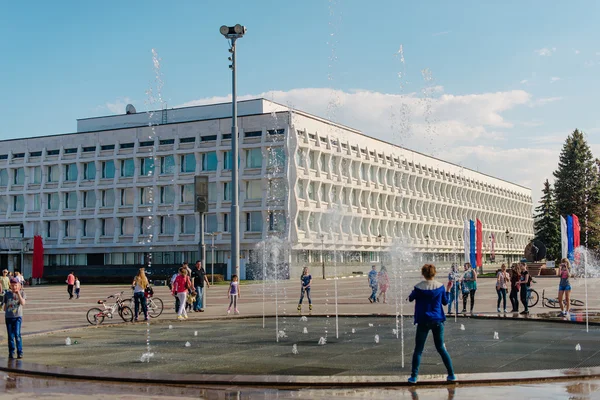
{"left": 527, "top": 287, "right": 539, "bottom": 308}
{"left": 86, "top": 291, "right": 134, "bottom": 325}
{"left": 127, "top": 287, "right": 164, "bottom": 318}
{"left": 541, "top": 289, "right": 585, "bottom": 309}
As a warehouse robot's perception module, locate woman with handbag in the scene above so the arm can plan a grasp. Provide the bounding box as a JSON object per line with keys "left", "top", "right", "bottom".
{"left": 132, "top": 268, "right": 149, "bottom": 322}
{"left": 171, "top": 267, "right": 193, "bottom": 320}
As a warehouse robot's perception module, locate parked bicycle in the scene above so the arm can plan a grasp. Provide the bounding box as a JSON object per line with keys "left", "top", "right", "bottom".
{"left": 527, "top": 287, "right": 539, "bottom": 308}
{"left": 127, "top": 287, "right": 164, "bottom": 318}
{"left": 86, "top": 291, "right": 134, "bottom": 325}
{"left": 542, "top": 289, "right": 585, "bottom": 309}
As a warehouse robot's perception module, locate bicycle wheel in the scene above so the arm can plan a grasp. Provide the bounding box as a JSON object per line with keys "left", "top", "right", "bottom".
{"left": 571, "top": 299, "right": 585, "bottom": 307}
{"left": 119, "top": 305, "right": 134, "bottom": 322}
{"left": 528, "top": 289, "right": 539, "bottom": 308}
{"left": 148, "top": 297, "right": 164, "bottom": 318}
{"left": 87, "top": 308, "right": 105, "bottom": 325}
{"left": 543, "top": 298, "right": 559, "bottom": 309}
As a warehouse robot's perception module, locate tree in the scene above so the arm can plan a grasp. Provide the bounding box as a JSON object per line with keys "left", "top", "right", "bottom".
{"left": 553, "top": 129, "right": 600, "bottom": 249}
{"left": 534, "top": 180, "right": 560, "bottom": 260}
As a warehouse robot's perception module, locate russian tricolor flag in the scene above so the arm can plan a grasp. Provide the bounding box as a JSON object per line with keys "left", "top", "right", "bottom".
{"left": 464, "top": 219, "right": 482, "bottom": 268}
{"left": 561, "top": 214, "right": 580, "bottom": 262}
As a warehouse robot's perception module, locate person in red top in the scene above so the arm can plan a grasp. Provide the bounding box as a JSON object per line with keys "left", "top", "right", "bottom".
{"left": 66, "top": 272, "right": 75, "bottom": 300}
{"left": 171, "top": 268, "right": 193, "bottom": 320}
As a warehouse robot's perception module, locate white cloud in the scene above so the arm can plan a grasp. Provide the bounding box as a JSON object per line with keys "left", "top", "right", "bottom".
{"left": 529, "top": 97, "right": 562, "bottom": 107}
{"left": 534, "top": 47, "right": 556, "bottom": 56}
{"left": 550, "top": 77, "right": 561, "bottom": 83}
{"left": 520, "top": 79, "right": 528, "bottom": 84}
{"left": 574, "top": 49, "right": 580, "bottom": 55}
{"left": 101, "top": 97, "right": 133, "bottom": 114}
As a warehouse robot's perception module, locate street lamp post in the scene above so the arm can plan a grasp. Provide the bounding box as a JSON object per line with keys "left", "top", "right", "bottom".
{"left": 220, "top": 24, "right": 246, "bottom": 279}
{"left": 505, "top": 229, "right": 510, "bottom": 266}
{"left": 424, "top": 234, "right": 430, "bottom": 262}
{"left": 320, "top": 234, "right": 325, "bottom": 279}
{"left": 207, "top": 232, "right": 221, "bottom": 285}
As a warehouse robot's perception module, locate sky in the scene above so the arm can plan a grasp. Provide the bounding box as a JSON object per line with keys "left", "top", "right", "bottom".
{"left": 1, "top": 0, "right": 599, "bottom": 204}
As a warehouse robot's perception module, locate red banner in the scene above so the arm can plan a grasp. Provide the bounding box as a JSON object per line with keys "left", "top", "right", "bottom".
{"left": 573, "top": 214, "right": 580, "bottom": 263}
{"left": 32, "top": 235, "right": 44, "bottom": 279}
{"left": 476, "top": 219, "right": 483, "bottom": 267}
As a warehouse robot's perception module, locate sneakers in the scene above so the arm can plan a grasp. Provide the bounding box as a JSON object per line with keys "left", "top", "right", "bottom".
{"left": 519, "top": 310, "right": 529, "bottom": 315}
{"left": 17, "top": 354, "right": 22, "bottom": 359}
{"left": 297, "top": 304, "right": 302, "bottom": 312}
{"left": 407, "top": 376, "right": 418, "bottom": 384}
{"left": 497, "top": 307, "right": 501, "bottom": 312}
{"left": 447, "top": 374, "right": 457, "bottom": 382}
{"left": 504, "top": 309, "right": 508, "bottom": 313}
{"left": 177, "top": 315, "right": 185, "bottom": 320}
{"left": 234, "top": 309, "right": 240, "bottom": 315}
{"left": 227, "top": 309, "right": 231, "bottom": 315}
{"left": 8, "top": 354, "right": 14, "bottom": 359}
{"left": 183, "top": 314, "right": 189, "bottom": 319}
{"left": 309, "top": 304, "right": 313, "bottom": 311}
{"left": 447, "top": 311, "right": 453, "bottom": 315}
{"left": 368, "top": 297, "right": 373, "bottom": 303}
{"left": 461, "top": 309, "right": 467, "bottom": 313}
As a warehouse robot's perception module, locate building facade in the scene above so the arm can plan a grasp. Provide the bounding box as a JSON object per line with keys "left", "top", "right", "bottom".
{"left": 0, "top": 99, "right": 533, "bottom": 280}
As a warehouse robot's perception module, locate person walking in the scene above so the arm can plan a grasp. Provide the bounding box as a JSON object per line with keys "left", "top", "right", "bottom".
{"left": 519, "top": 263, "right": 532, "bottom": 315}
{"left": 169, "top": 268, "right": 180, "bottom": 313}
{"left": 509, "top": 264, "right": 520, "bottom": 313}
{"left": 446, "top": 264, "right": 459, "bottom": 315}
{"left": 4, "top": 277, "right": 26, "bottom": 359}
{"left": 227, "top": 274, "right": 241, "bottom": 315}
{"left": 558, "top": 258, "right": 572, "bottom": 316}
{"left": 496, "top": 264, "right": 510, "bottom": 313}
{"left": 191, "top": 261, "right": 210, "bottom": 312}
{"left": 297, "top": 267, "right": 313, "bottom": 312}
{"left": 74, "top": 276, "right": 81, "bottom": 299}
{"left": 461, "top": 263, "right": 477, "bottom": 313}
{"left": 132, "top": 268, "right": 149, "bottom": 322}
{"left": 377, "top": 266, "right": 390, "bottom": 303}
{"left": 171, "top": 268, "right": 192, "bottom": 320}
{"left": 0, "top": 270, "right": 9, "bottom": 306}
{"left": 367, "top": 265, "right": 378, "bottom": 303}
{"left": 408, "top": 264, "right": 456, "bottom": 384}
{"left": 66, "top": 272, "right": 75, "bottom": 300}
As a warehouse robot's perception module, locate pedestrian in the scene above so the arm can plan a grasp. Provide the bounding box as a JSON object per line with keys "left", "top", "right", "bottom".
{"left": 446, "top": 264, "right": 459, "bottom": 315}
{"left": 377, "top": 266, "right": 390, "bottom": 303}
{"left": 66, "top": 271, "right": 75, "bottom": 299}
{"left": 183, "top": 262, "right": 192, "bottom": 277}
{"left": 509, "top": 264, "right": 520, "bottom": 312}
{"left": 408, "top": 264, "right": 456, "bottom": 384}
{"left": 14, "top": 272, "right": 24, "bottom": 286}
{"left": 4, "top": 277, "right": 26, "bottom": 359}
{"left": 496, "top": 264, "right": 510, "bottom": 313}
{"left": 227, "top": 274, "right": 240, "bottom": 315}
{"left": 297, "top": 267, "right": 313, "bottom": 312}
{"left": 132, "top": 268, "right": 149, "bottom": 322}
{"left": 171, "top": 267, "right": 192, "bottom": 320}
{"left": 519, "top": 263, "right": 532, "bottom": 315}
{"left": 558, "top": 258, "right": 572, "bottom": 316}
{"left": 0, "top": 270, "right": 9, "bottom": 306}
{"left": 191, "top": 261, "right": 210, "bottom": 312}
{"left": 367, "top": 265, "right": 378, "bottom": 303}
{"left": 461, "top": 263, "right": 477, "bottom": 313}
{"left": 170, "top": 269, "right": 179, "bottom": 313}
{"left": 74, "top": 276, "right": 81, "bottom": 299}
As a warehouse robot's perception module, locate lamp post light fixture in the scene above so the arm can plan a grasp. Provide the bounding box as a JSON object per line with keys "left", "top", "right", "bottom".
{"left": 424, "top": 234, "right": 430, "bottom": 262}
{"left": 219, "top": 24, "right": 246, "bottom": 279}
{"left": 376, "top": 234, "right": 385, "bottom": 266}
{"left": 320, "top": 234, "right": 325, "bottom": 279}
{"left": 505, "top": 229, "right": 510, "bottom": 265}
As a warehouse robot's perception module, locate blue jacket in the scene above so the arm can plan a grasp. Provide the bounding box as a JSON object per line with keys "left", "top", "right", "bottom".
{"left": 408, "top": 280, "right": 447, "bottom": 325}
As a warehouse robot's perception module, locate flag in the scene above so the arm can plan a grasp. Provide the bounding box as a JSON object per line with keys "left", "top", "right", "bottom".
{"left": 32, "top": 235, "right": 44, "bottom": 279}
{"left": 469, "top": 220, "right": 476, "bottom": 268}
{"left": 560, "top": 216, "right": 568, "bottom": 259}
{"left": 567, "top": 215, "right": 574, "bottom": 262}
{"left": 491, "top": 233, "right": 496, "bottom": 262}
{"left": 573, "top": 214, "right": 580, "bottom": 263}
{"left": 463, "top": 220, "right": 470, "bottom": 264}
{"left": 476, "top": 219, "right": 483, "bottom": 267}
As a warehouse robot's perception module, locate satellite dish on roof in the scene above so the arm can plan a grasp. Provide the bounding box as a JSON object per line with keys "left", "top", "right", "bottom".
{"left": 125, "top": 104, "right": 137, "bottom": 114}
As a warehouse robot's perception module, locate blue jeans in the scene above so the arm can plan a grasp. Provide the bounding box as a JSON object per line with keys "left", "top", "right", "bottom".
{"left": 133, "top": 292, "right": 148, "bottom": 319}
{"left": 370, "top": 285, "right": 378, "bottom": 301}
{"left": 6, "top": 317, "right": 22, "bottom": 356}
{"left": 194, "top": 286, "right": 204, "bottom": 310}
{"left": 299, "top": 287, "right": 312, "bottom": 304}
{"left": 411, "top": 321, "right": 454, "bottom": 378}
{"left": 447, "top": 287, "right": 456, "bottom": 313}
{"left": 497, "top": 288, "right": 507, "bottom": 310}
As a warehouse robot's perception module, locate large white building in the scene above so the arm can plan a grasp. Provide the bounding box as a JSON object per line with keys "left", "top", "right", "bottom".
{"left": 0, "top": 99, "right": 533, "bottom": 280}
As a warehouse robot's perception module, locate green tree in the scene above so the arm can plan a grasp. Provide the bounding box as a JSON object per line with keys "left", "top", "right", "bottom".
{"left": 533, "top": 179, "right": 560, "bottom": 260}
{"left": 553, "top": 129, "right": 600, "bottom": 249}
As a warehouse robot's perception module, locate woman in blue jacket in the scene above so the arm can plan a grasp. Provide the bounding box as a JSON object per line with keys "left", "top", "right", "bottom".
{"left": 408, "top": 263, "right": 456, "bottom": 384}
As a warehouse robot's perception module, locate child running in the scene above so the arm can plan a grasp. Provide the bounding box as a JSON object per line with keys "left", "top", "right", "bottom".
{"left": 227, "top": 275, "right": 241, "bottom": 315}
{"left": 297, "top": 267, "right": 313, "bottom": 312}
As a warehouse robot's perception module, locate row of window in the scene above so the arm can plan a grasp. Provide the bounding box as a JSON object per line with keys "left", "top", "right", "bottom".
{"left": 0, "top": 179, "right": 287, "bottom": 212}
{"left": 41, "top": 211, "right": 286, "bottom": 238}
{"left": 0, "top": 148, "right": 285, "bottom": 186}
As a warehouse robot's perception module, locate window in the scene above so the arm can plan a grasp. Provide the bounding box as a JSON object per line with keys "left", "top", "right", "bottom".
{"left": 47, "top": 166, "right": 59, "bottom": 182}
{"left": 160, "top": 186, "right": 175, "bottom": 204}
{"left": 64, "top": 220, "right": 77, "bottom": 237}
{"left": 120, "top": 217, "right": 134, "bottom": 235}
{"left": 223, "top": 213, "right": 230, "bottom": 232}
{"left": 83, "top": 191, "right": 96, "bottom": 208}
{"left": 296, "top": 149, "right": 306, "bottom": 167}
{"left": 181, "top": 154, "right": 196, "bottom": 173}
{"left": 31, "top": 166, "right": 41, "bottom": 184}
{"left": 101, "top": 144, "right": 115, "bottom": 151}
{"left": 223, "top": 182, "right": 231, "bottom": 201}
{"left": 208, "top": 182, "right": 216, "bottom": 202}
{"left": 13, "top": 168, "right": 24, "bottom": 185}
{"left": 46, "top": 221, "right": 58, "bottom": 238}
{"left": 101, "top": 218, "right": 114, "bottom": 236}
{"left": 204, "top": 214, "right": 217, "bottom": 233}
{"left": 268, "top": 211, "right": 285, "bottom": 232}
{"left": 0, "top": 170, "right": 7, "bottom": 186}
{"left": 140, "top": 187, "right": 153, "bottom": 205}
{"left": 29, "top": 151, "right": 42, "bottom": 157}
{"left": 361, "top": 164, "right": 368, "bottom": 181}
{"left": 246, "top": 148, "right": 262, "bottom": 168}
{"left": 268, "top": 147, "right": 286, "bottom": 169}
{"left": 102, "top": 161, "right": 115, "bottom": 179}
{"left": 47, "top": 193, "right": 59, "bottom": 210}
{"left": 65, "top": 148, "right": 77, "bottom": 154}
{"left": 83, "top": 146, "right": 96, "bottom": 153}
{"left": 121, "top": 159, "right": 134, "bottom": 177}
{"left": 64, "top": 192, "right": 77, "bottom": 209}
{"left": 201, "top": 152, "right": 217, "bottom": 171}
{"left": 102, "top": 189, "right": 115, "bottom": 207}
{"left": 160, "top": 155, "right": 175, "bottom": 174}
{"left": 200, "top": 135, "right": 217, "bottom": 142}
{"left": 84, "top": 162, "right": 96, "bottom": 180}
{"left": 65, "top": 164, "right": 78, "bottom": 181}
{"left": 120, "top": 142, "right": 134, "bottom": 149}
{"left": 139, "top": 217, "right": 152, "bottom": 235}
{"left": 296, "top": 212, "right": 305, "bottom": 231}
{"left": 0, "top": 196, "right": 7, "bottom": 212}
{"left": 268, "top": 179, "right": 286, "bottom": 200}
{"left": 297, "top": 180, "right": 305, "bottom": 199}
{"left": 141, "top": 157, "right": 155, "bottom": 176}
{"left": 32, "top": 194, "right": 40, "bottom": 211}
{"left": 159, "top": 139, "right": 175, "bottom": 145}
{"left": 246, "top": 180, "right": 262, "bottom": 200}
{"left": 139, "top": 141, "right": 154, "bottom": 147}
{"left": 308, "top": 213, "right": 316, "bottom": 231}
{"left": 180, "top": 137, "right": 196, "bottom": 143}
{"left": 160, "top": 216, "right": 176, "bottom": 234}
{"left": 244, "top": 130, "right": 262, "bottom": 138}
{"left": 121, "top": 188, "right": 134, "bottom": 206}
{"left": 13, "top": 195, "right": 24, "bottom": 212}
{"left": 181, "top": 215, "right": 195, "bottom": 234}
{"left": 181, "top": 184, "right": 194, "bottom": 203}
{"left": 320, "top": 154, "right": 328, "bottom": 173}
{"left": 223, "top": 151, "right": 232, "bottom": 170}
{"left": 47, "top": 149, "right": 59, "bottom": 156}
{"left": 308, "top": 182, "right": 316, "bottom": 201}
{"left": 268, "top": 129, "right": 285, "bottom": 135}
{"left": 246, "top": 211, "right": 263, "bottom": 232}
{"left": 83, "top": 220, "right": 95, "bottom": 237}
{"left": 308, "top": 151, "right": 316, "bottom": 169}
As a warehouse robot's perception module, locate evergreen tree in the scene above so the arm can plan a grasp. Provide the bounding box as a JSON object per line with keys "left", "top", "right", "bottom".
{"left": 534, "top": 179, "right": 560, "bottom": 260}
{"left": 553, "top": 129, "right": 600, "bottom": 249}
